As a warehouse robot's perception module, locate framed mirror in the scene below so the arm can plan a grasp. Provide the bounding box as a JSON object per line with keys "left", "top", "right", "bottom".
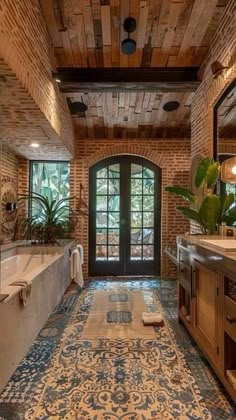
{"left": 213, "top": 79, "right": 236, "bottom": 196}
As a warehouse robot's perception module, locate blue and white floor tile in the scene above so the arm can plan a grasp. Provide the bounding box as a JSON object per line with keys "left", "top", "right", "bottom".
{"left": 0, "top": 279, "right": 235, "bottom": 419}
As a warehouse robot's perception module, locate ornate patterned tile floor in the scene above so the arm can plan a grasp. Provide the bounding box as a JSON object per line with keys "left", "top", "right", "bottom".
{"left": 0, "top": 279, "right": 235, "bottom": 419}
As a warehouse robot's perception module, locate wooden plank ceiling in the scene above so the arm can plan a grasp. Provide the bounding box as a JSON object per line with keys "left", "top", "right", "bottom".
{"left": 40, "top": 0, "right": 229, "bottom": 139}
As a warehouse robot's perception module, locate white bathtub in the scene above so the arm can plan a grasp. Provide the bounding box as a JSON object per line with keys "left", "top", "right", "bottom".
{"left": 1, "top": 253, "right": 61, "bottom": 292}
{"left": 0, "top": 241, "right": 74, "bottom": 392}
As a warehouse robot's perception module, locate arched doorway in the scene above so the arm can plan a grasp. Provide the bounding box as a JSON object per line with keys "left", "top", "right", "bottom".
{"left": 89, "top": 155, "right": 161, "bottom": 276}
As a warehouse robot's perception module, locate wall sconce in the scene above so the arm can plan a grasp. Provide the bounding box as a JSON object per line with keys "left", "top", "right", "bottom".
{"left": 6, "top": 202, "right": 17, "bottom": 213}
{"left": 211, "top": 61, "right": 229, "bottom": 79}
{"left": 221, "top": 156, "right": 236, "bottom": 184}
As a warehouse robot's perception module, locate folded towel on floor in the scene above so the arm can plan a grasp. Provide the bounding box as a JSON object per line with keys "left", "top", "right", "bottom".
{"left": 10, "top": 280, "right": 32, "bottom": 307}
{"left": 142, "top": 312, "right": 164, "bottom": 326}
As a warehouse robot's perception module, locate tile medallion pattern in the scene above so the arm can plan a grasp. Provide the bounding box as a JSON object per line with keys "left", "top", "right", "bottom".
{"left": 109, "top": 294, "right": 128, "bottom": 303}
{"left": 0, "top": 279, "right": 235, "bottom": 419}
{"left": 107, "top": 310, "right": 132, "bottom": 323}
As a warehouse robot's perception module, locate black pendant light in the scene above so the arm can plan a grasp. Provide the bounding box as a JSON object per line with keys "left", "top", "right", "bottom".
{"left": 163, "top": 101, "right": 180, "bottom": 112}
{"left": 121, "top": 17, "right": 136, "bottom": 55}
{"left": 67, "top": 97, "right": 88, "bottom": 114}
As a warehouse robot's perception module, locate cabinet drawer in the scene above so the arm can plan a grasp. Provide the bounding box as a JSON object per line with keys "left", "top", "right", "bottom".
{"left": 179, "top": 265, "right": 191, "bottom": 294}
{"left": 179, "top": 249, "right": 190, "bottom": 267}
{"left": 224, "top": 296, "right": 236, "bottom": 341}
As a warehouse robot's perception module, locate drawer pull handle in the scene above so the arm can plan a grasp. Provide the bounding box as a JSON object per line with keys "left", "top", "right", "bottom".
{"left": 226, "top": 315, "right": 236, "bottom": 324}
{"left": 180, "top": 269, "right": 184, "bottom": 273}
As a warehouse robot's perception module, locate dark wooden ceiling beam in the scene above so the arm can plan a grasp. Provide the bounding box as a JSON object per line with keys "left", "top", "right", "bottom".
{"left": 54, "top": 67, "right": 200, "bottom": 93}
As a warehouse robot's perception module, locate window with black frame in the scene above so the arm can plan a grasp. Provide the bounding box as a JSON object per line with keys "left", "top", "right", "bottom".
{"left": 30, "top": 161, "right": 70, "bottom": 215}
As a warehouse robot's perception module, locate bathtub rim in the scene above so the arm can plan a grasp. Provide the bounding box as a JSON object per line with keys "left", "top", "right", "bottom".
{"left": 1, "top": 253, "right": 64, "bottom": 303}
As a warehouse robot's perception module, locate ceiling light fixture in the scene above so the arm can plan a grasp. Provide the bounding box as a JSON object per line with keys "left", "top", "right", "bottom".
{"left": 163, "top": 101, "right": 180, "bottom": 112}
{"left": 67, "top": 97, "right": 88, "bottom": 114}
{"left": 211, "top": 61, "right": 229, "bottom": 79}
{"left": 221, "top": 156, "right": 236, "bottom": 183}
{"left": 121, "top": 17, "right": 136, "bottom": 55}
{"left": 30, "top": 143, "right": 40, "bottom": 148}
{"left": 52, "top": 72, "right": 61, "bottom": 83}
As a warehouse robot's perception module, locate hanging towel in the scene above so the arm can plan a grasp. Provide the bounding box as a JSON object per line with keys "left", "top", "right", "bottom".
{"left": 71, "top": 248, "right": 84, "bottom": 288}
{"left": 76, "top": 244, "right": 84, "bottom": 265}
{"left": 142, "top": 312, "right": 163, "bottom": 326}
{"left": 10, "top": 279, "right": 32, "bottom": 307}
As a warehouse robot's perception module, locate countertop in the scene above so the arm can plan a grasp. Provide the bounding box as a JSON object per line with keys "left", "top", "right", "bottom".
{"left": 177, "top": 234, "right": 236, "bottom": 275}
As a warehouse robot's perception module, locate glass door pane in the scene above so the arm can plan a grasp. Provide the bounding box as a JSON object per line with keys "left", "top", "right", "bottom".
{"left": 130, "top": 164, "right": 155, "bottom": 261}
{"left": 95, "top": 164, "right": 120, "bottom": 262}
{"left": 89, "top": 156, "right": 161, "bottom": 276}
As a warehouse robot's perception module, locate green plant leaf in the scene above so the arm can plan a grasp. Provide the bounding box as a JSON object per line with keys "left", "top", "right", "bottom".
{"left": 18, "top": 191, "right": 77, "bottom": 244}
{"left": 194, "top": 157, "right": 212, "bottom": 188}
{"left": 225, "top": 205, "right": 236, "bottom": 226}
{"left": 205, "top": 162, "right": 220, "bottom": 189}
{"left": 176, "top": 207, "right": 203, "bottom": 225}
{"left": 221, "top": 193, "right": 235, "bottom": 215}
{"left": 199, "top": 194, "right": 221, "bottom": 234}
{"left": 165, "top": 186, "right": 195, "bottom": 203}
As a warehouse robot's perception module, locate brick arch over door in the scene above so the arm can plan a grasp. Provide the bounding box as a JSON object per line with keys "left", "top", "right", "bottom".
{"left": 86, "top": 146, "right": 168, "bottom": 276}
{"left": 72, "top": 139, "right": 191, "bottom": 279}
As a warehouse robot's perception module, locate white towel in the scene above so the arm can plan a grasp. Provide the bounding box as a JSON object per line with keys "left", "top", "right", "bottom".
{"left": 10, "top": 279, "right": 32, "bottom": 307}
{"left": 71, "top": 248, "right": 84, "bottom": 288}
{"left": 77, "top": 244, "right": 84, "bottom": 265}
{"left": 142, "top": 312, "right": 163, "bottom": 325}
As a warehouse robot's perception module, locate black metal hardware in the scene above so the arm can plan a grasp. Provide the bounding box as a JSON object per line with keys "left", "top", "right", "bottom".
{"left": 226, "top": 315, "right": 236, "bottom": 324}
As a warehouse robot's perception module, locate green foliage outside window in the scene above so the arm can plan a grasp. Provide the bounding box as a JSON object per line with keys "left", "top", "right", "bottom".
{"left": 31, "top": 162, "right": 70, "bottom": 201}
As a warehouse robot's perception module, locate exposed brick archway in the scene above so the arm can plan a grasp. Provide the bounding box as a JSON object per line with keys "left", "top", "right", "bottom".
{"left": 71, "top": 138, "right": 191, "bottom": 279}
{"left": 86, "top": 144, "right": 168, "bottom": 169}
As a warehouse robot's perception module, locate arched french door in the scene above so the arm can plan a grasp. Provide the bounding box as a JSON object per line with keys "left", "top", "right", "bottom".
{"left": 89, "top": 156, "right": 161, "bottom": 276}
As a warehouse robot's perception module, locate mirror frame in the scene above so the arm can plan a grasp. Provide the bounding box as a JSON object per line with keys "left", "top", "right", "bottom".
{"left": 213, "top": 78, "right": 236, "bottom": 161}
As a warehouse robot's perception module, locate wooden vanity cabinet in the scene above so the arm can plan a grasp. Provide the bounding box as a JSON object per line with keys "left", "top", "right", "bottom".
{"left": 177, "top": 240, "right": 236, "bottom": 402}
{"left": 178, "top": 247, "right": 193, "bottom": 330}
{"left": 192, "top": 260, "right": 222, "bottom": 367}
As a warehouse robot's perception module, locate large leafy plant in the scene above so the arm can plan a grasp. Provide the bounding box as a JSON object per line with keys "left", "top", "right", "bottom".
{"left": 166, "top": 157, "right": 236, "bottom": 234}
{"left": 18, "top": 192, "right": 77, "bottom": 244}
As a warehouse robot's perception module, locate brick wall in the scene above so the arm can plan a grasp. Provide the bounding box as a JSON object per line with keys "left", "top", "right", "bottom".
{"left": 0, "top": 145, "right": 29, "bottom": 241}
{"left": 191, "top": 0, "right": 236, "bottom": 158}
{"left": 0, "top": 146, "right": 19, "bottom": 240}
{"left": 71, "top": 138, "right": 191, "bottom": 279}
{"left": 0, "top": 59, "right": 72, "bottom": 160}
{"left": 0, "top": 146, "right": 19, "bottom": 182}
{"left": 0, "top": 0, "right": 74, "bottom": 156}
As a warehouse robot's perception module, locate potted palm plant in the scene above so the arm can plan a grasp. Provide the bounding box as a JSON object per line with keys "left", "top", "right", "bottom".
{"left": 166, "top": 157, "right": 236, "bottom": 234}
{"left": 18, "top": 192, "right": 77, "bottom": 245}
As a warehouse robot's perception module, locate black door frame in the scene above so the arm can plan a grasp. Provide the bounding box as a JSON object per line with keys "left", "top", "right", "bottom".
{"left": 89, "top": 155, "right": 162, "bottom": 276}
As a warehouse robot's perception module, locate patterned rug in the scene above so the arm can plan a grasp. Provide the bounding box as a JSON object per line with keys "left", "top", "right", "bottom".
{"left": 82, "top": 290, "right": 156, "bottom": 339}
{"left": 0, "top": 279, "right": 235, "bottom": 419}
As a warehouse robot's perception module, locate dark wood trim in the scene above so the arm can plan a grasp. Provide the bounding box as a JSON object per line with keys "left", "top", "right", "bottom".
{"left": 213, "top": 78, "right": 236, "bottom": 161}
{"left": 89, "top": 155, "right": 161, "bottom": 276}
{"left": 53, "top": 67, "right": 200, "bottom": 93}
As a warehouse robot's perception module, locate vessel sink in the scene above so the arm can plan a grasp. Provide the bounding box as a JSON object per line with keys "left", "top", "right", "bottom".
{"left": 200, "top": 239, "right": 236, "bottom": 252}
